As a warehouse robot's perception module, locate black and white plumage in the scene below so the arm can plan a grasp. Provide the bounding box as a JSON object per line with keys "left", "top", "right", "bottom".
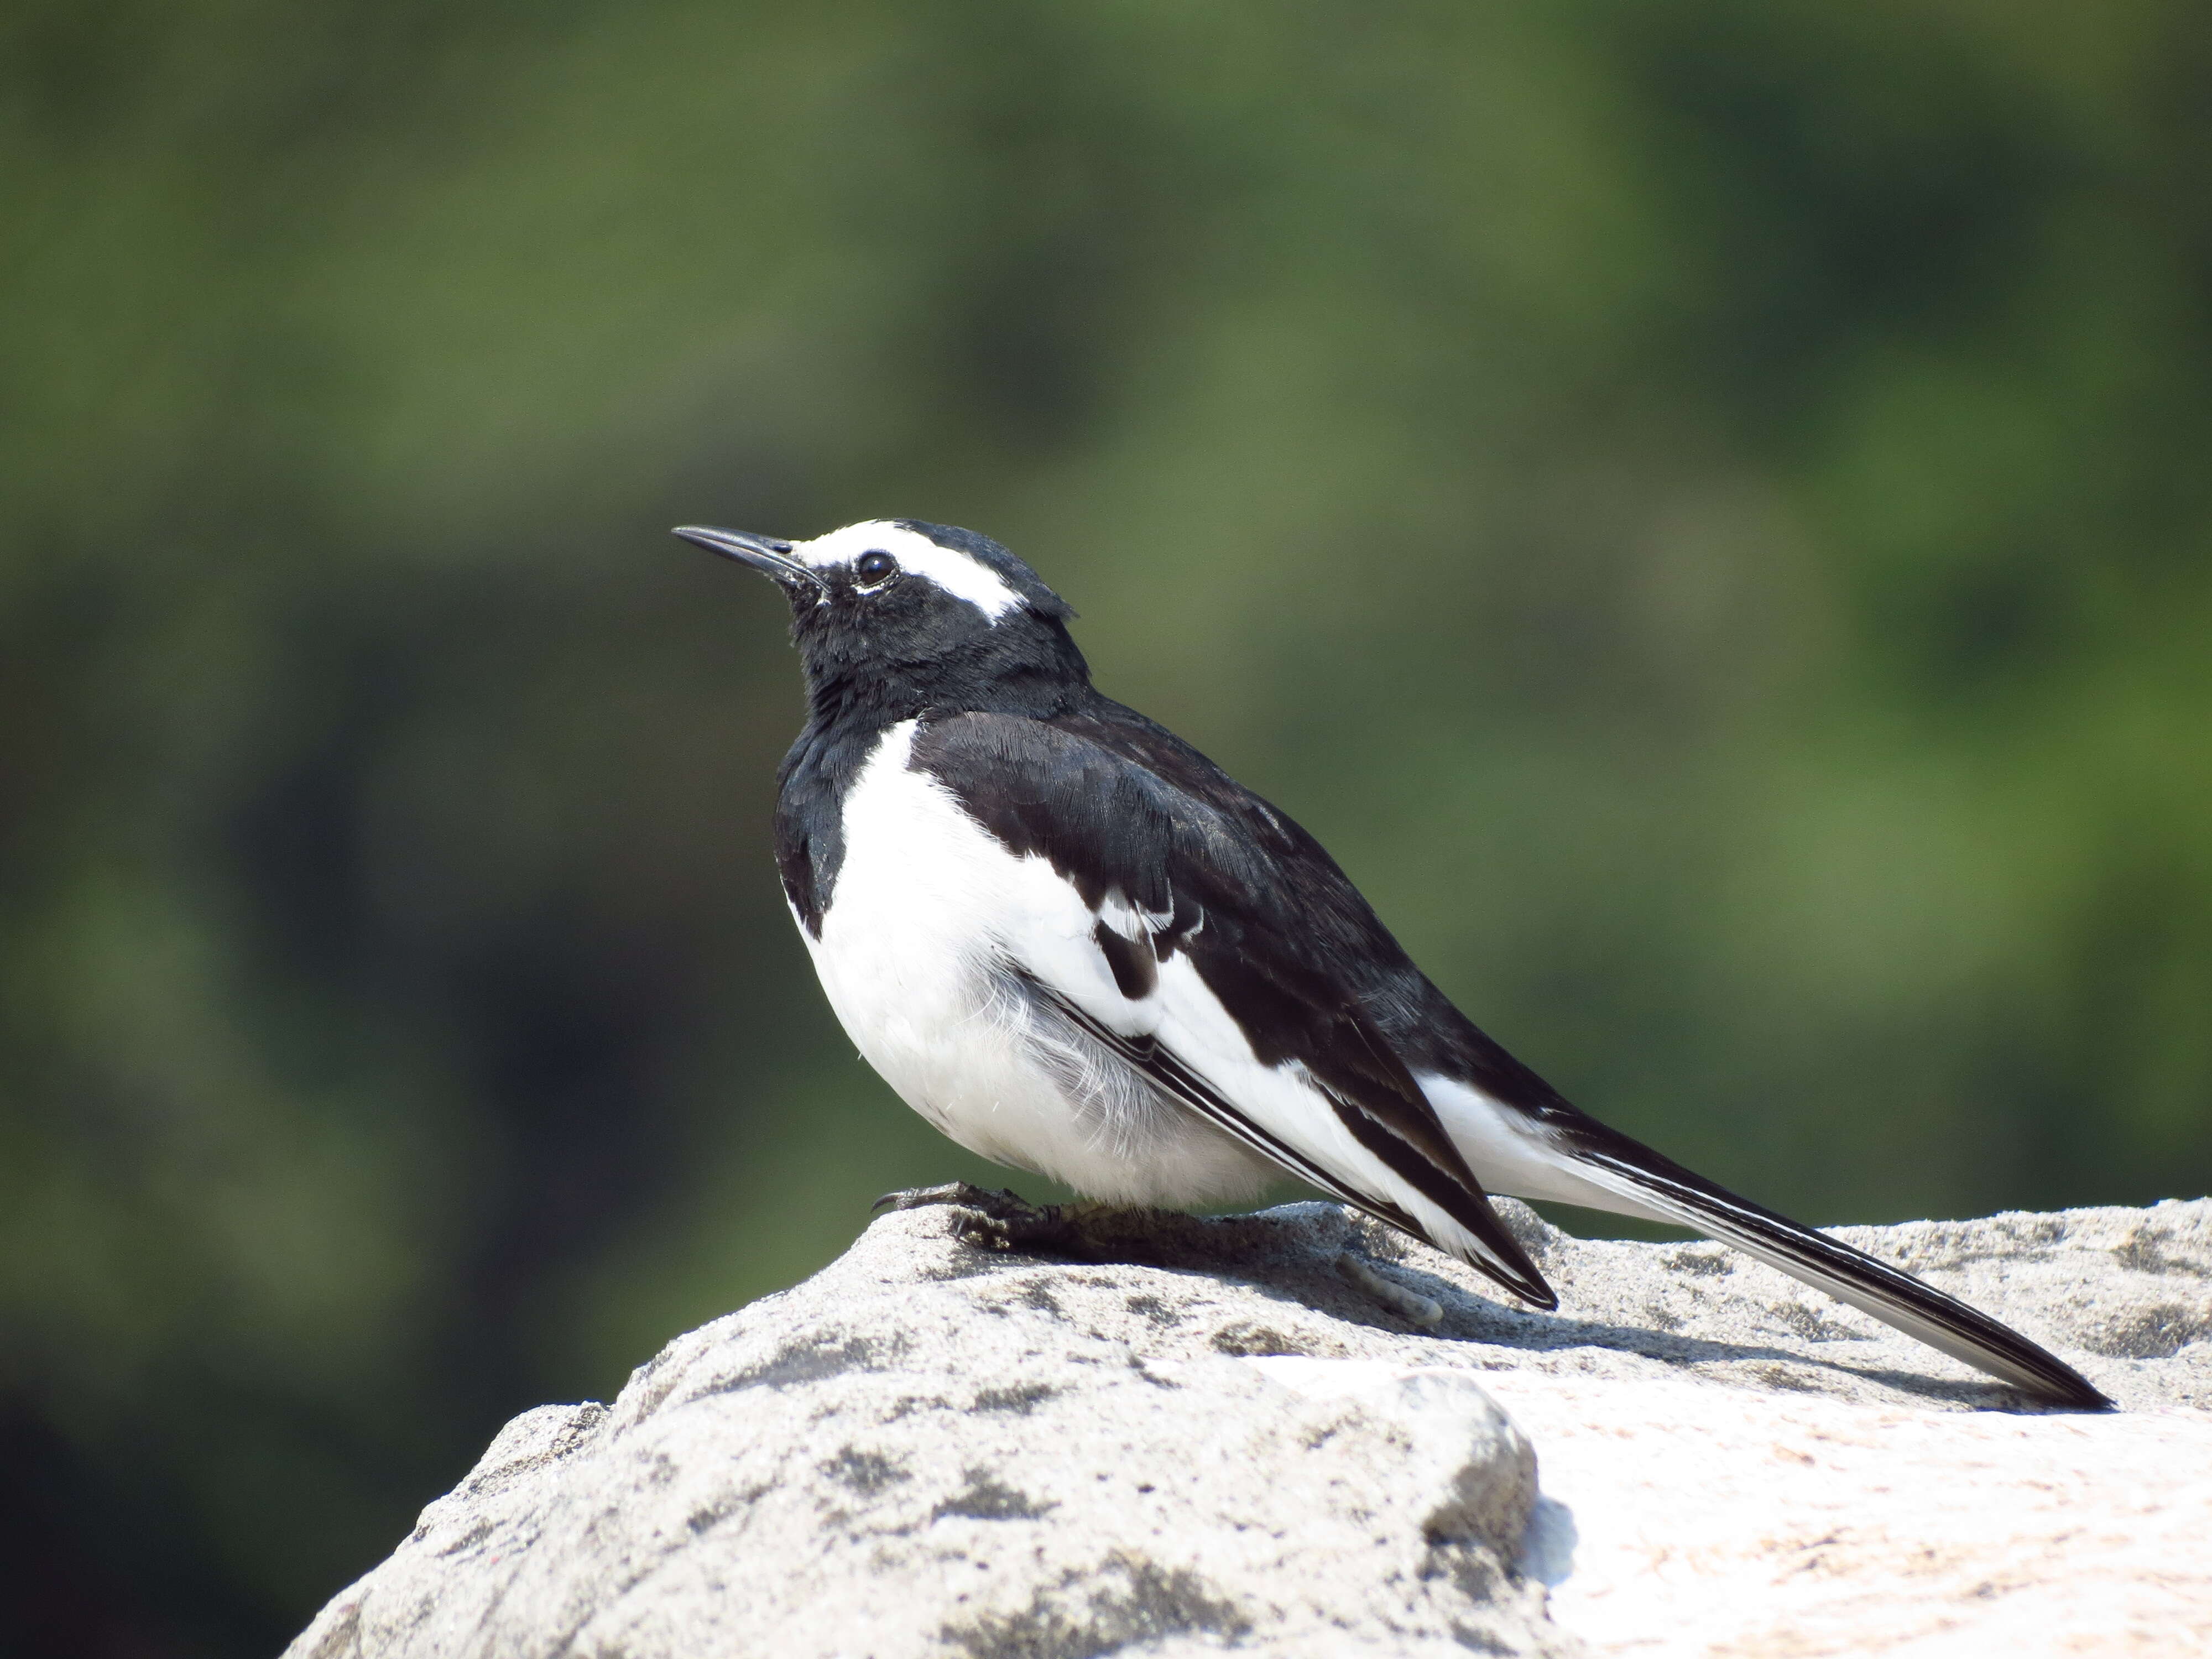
{"left": 676, "top": 517, "right": 2110, "bottom": 1410}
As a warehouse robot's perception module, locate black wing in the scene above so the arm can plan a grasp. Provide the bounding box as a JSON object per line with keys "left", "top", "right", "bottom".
{"left": 909, "top": 700, "right": 1555, "bottom": 1307}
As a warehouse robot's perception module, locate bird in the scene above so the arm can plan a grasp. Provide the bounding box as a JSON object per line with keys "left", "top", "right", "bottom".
{"left": 675, "top": 516, "right": 2110, "bottom": 1411}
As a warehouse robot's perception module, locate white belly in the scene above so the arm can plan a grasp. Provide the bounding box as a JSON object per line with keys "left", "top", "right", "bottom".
{"left": 799, "top": 720, "right": 1272, "bottom": 1206}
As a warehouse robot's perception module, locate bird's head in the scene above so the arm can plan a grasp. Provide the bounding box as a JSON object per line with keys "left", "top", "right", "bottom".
{"left": 675, "top": 518, "right": 1089, "bottom": 723}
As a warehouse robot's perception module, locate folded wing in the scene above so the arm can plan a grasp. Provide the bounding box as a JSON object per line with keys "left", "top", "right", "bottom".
{"left": 910, "top": 707, "right": 1556, "bottom": 1307}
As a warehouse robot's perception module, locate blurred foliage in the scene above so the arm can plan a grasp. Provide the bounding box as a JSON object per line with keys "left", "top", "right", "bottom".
{"left": 2, "top": 0, "right": 2208, "bottom": 1652}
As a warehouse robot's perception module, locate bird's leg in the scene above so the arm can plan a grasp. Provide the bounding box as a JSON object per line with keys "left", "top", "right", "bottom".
{"left": 873, "top": 1181, "right": 1039, "bottom": 1221}
{"left": 872, "top": 1183, "right": 1157, "bottom": 1259}
{"left": 872, "top": 1181, "right": 1085, "bottom": 1254}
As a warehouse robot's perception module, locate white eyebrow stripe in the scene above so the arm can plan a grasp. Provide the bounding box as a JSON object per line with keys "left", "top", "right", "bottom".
{"left": 792, "top": 521, "right": 1024, "bottom": 622}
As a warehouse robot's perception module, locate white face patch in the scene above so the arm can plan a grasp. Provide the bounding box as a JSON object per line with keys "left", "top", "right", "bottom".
{"left": 792, "top": 521, "right": 1024, "bottom": 623}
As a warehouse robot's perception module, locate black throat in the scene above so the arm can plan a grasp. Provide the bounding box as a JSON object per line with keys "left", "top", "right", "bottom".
{"left": 791, "top": 608, "right": 1091, "bottom": 732}
{"left": 772, "top": 594, "right": 1094, "bottom": 937}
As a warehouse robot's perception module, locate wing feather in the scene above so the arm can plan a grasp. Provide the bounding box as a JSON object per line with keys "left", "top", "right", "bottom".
{"left": 914, "top": 707, "right": 1554, "bottom": 1307}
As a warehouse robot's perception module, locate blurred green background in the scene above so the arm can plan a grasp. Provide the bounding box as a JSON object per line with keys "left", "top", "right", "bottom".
{"left": 3, "top": 0, "right": 2208, "bottom": 1651}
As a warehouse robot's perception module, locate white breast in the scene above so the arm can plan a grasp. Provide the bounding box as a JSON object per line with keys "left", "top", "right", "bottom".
{"left": 799, "top": 720, "right": 1271, "bottom": 1206}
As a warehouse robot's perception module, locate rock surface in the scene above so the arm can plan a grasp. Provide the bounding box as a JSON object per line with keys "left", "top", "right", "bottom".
{"left": 288, "top": 1196, "right": 2212, "bottom": 1658}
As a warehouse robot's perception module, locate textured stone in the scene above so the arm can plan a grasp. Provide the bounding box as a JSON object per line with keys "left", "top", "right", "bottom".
{"left": 288, "top": 1196, "right": 2212, "bottom": 1658}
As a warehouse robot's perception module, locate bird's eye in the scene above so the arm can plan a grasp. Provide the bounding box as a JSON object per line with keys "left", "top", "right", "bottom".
{"left": 853, "top": 550, "right": 898, "bottom": 586}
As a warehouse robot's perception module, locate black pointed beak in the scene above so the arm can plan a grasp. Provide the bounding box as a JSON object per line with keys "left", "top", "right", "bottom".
{"left": 672, "top": 525, "right": 828, "bottom": 597}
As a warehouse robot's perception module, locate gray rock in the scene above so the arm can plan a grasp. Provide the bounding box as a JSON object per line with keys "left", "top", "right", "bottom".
{"left": 288, "top": 1196, "right": 2212, "bottom": 1658}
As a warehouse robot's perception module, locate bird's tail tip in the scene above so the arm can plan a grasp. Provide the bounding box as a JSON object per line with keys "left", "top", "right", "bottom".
{"left": 1545, "top": 1125, "right": 2110, "bottom": 1410}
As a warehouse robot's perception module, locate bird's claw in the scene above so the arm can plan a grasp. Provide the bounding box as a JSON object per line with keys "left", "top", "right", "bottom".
{"left": 870, "top": 1181, "right": 1091, "bottom": 1255}
{"left": 873, "top": 1181, "right": 1040, "bottom": 1220}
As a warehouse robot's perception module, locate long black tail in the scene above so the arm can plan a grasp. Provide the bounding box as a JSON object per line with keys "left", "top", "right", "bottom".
{"left": 1555, "top": 1122, "right": 2111, "bottom": 1410}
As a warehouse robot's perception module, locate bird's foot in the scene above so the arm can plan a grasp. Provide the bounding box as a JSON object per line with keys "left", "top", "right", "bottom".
{"left": 873, "top": 1184, "right": 1353, "bottom": 1271}
{"left": 872, "top": 1181, "right": 1090, "bottom": 1255}
{"left": 873, "top": 1181, "right": 1040, "bottom": 1222}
